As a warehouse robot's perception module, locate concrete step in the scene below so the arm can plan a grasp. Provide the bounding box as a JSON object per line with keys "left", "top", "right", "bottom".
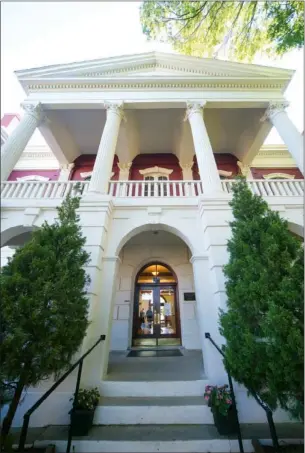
{"left": 100, "top": 379, "right": 208, "bottom": 397}
{"left": 95, "top": 396, "right": 213, "bottom": 424}
{"left": 23, "top": 423, "right": 304, "bottom": 453}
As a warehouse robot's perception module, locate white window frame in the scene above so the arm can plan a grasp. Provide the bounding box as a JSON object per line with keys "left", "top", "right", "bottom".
{"left": 16, "top": 175, "right": 50, "bottom": 181}
{"left": 263, "top": 173, "right": 295, "bottom": 180}
{"left": 139, "top": 167, "right": 173, "bottom": 197}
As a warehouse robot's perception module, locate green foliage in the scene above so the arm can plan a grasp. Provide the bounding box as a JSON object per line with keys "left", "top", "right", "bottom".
{"left": 0, "top": 196, "right": 91, "bottom": 440}
{"left": 219, "top": 178, "right": 304, "bottom": 420}
{"left": 73, "top": 387, "right": 100, "bottom": 411}
{"left": 140, "top": 1, "right": 304, "bottom": 61}
{"left": 204, "top": 384, "right": 233, "bottom": 416}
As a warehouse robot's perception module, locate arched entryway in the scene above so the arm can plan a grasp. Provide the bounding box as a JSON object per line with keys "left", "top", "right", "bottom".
{"left": 132, "top": 262, "right": 181, "bottom": 347}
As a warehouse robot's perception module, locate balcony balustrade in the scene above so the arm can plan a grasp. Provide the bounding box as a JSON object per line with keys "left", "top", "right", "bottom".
{"left": 1, "top": 179, "right": 304, "bottom": 200}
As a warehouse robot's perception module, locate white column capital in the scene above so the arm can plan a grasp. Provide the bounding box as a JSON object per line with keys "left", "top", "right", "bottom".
{"left": 261, "top": 101, "right": 290, "bottom": 122}
{"left": 184, "top": 101, "right": 207, "bottom": 121}
{"left": 237, "top": 161, "right": 253, "bottom": 179}
{"left": 179, "top": 161, "right": 193, "bottom": 170}
{"left": 117, "top": 162, "right": 132, "bottom": 172}
{"left": 104, "top": 102, "right": 126, "bottom": 121}
{"left": 20, "top": 102, "right": 46, "bottom": 124}
{"left": 60, "top": 162, "right": 75, "bottom": 171}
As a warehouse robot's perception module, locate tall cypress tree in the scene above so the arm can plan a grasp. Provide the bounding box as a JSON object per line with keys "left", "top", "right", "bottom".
{"left": 0, "top": 196, "right": 91, "bottom": 446}
{"left": 219, "top": 178, "right": 304, "bottom": 420}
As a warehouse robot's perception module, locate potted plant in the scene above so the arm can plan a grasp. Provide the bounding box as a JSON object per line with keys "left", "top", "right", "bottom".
{"left": 70, "top": 387, "right": 100, "bottom": 436}
{"left": 204, "top": 384, "right": 237, "bottom": 435}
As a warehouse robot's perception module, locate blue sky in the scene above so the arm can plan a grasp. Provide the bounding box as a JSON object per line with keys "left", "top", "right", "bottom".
{"left": 1, "top": 2, "right": 303, "bottom": 145}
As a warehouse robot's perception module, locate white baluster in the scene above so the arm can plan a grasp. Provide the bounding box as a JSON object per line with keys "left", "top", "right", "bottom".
{"left": 173, "top": 182, "right": 177, "bottom": 197}
{"left": 135, "top": 182, "right": 139, "bottom": 197}
{"left": 263, "top": 181, "right": 273, "bottom": 196}
{"left": 37, "top": 182, "right": 47, "bottom": 198}
{"left": 295, "top": 181, "right": 304, "bottom": 195}
{"left": 275, "top": 181, "right": 285, "bottom": 196}
{"left": 257, "top": 181, "right": 268, "bottom": 196}
{"left": 191, "top": 182, "right": 195, "bottom": 196}
{"left": 287, "top": 181, "right": 298, "bottom": 196}
{"left": 269, "top": 181, "right": 280, "bottom": 196}
{"left": 160, "top": 182, "right": 164, "bottom": 198}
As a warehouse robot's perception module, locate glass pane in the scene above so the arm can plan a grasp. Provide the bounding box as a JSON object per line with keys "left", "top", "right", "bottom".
{"left": 160, "top": 287, "right": 177, "bottom": 335}
{"left": 137, "top": 264, "right": 176, "bottom": 284}
{"left": 137, "top": 290, "right": 154, "bottom": 335}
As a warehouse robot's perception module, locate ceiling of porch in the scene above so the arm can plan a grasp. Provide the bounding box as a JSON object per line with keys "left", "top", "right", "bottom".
{"left": 43, "top": 106, "right": 268, "bottom": 164}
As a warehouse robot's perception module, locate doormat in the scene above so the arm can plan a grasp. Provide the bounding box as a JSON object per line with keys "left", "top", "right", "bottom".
{"left": 127, "top": 349, "right": 183, "bottom": 358}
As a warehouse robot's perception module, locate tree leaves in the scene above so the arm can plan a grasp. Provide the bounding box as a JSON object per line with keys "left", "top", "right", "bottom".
{"left": 0, "top": 196, "right": 91, "bottom": 438}
{"left": 219, "top": 178, "right": 304, "bottom": 420}
{"left": 140, "top": 1, "right": 304, "bottom": 61}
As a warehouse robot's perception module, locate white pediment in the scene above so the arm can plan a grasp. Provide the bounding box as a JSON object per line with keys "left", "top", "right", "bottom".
{"left": 15, "top": 51, "right": 294, "bottom": 84}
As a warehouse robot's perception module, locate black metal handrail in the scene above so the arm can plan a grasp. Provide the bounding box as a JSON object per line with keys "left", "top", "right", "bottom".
{"left": 18, "top": 334, "right": 106, "bottom": 453}
{"left": 205, "top": 332, "right": 244, "bottom": 453}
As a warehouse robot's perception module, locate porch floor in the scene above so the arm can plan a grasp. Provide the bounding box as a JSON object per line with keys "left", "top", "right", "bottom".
{"left": 106, "top": 349, "right": 205, "bottom": 381}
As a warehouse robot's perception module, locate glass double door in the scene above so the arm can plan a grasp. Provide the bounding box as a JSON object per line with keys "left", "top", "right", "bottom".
{"left": 133, "top": 284, "right": 181, "bottom": 347}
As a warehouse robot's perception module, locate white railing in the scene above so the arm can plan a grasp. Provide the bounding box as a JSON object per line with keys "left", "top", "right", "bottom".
{"left": 1, "top": 179, "right": 304, "bottom": 200}
{"left": 108, "top": 180, "right": 204, "bottom": 197}
{"left": 222, "top": 179, "right": 304, "bottom": 197}
{"left": 0, "top": 181, "right": 89, "bottom": 199}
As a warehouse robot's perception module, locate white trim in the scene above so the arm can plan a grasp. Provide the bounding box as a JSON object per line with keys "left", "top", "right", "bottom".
{"left": 139, "top": 167, "right": 173, "bottom": 177}
{"left": 16, "top": 175, "right": 50, "bottom": 181}
{"left": 263, "top": 173, "right": 295, "bottom": 180}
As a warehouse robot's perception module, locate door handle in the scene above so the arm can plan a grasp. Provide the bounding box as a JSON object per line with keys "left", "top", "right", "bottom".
{"left": 154, "top": 311, "right": 160, "bottom": 324}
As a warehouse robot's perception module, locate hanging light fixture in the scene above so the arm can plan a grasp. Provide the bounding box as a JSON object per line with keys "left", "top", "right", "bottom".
{"left": 152, "top": 264, "right": 159, "bottom": 276}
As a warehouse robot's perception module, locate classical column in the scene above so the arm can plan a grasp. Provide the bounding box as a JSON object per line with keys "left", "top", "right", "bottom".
{"left": 118, "top": 162, "right": 132, "bottom": 181}
{"left": 58, "top": 163, "right": 75, "bottom": 181}
{"left": 179, "top": 161, "right": 194, "bottom": 180}
{"left": 262, "top": 102, "right": 304, "bottom": 175}
{"left": 185, "top": 102, "right": 222, "bottom": 194}
{"left": 1, "top": 103, "right": 45, "bottom": 181}
{"left": 88, "top": 103, "right": 125, "bottom": 194}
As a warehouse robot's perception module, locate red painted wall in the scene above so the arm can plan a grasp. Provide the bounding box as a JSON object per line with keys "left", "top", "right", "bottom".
{"left": 251, "top": 167, "right": 304, "bottom": 179}
{"left": 70, "top": 155, "right": 119, "bottom": 180}
{"left": 8, "top": 170, "right": 60, "bottom": 181}
{"left": 130, "top": 154, "right": 182, "bottom": 180}
{"left": 193, "top": 154, "right": 239, "bottom": 180}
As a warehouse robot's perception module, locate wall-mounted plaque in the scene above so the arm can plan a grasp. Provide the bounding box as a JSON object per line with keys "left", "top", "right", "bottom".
{"left": 184, "top": 292, "right": 196, "bottom": 301}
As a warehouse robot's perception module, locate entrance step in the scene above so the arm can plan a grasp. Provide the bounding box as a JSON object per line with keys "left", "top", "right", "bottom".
{"left": 25, "top": 423, "right": 304, "bottom": 453}
{"left": 95, "top": 396, "right": 213, "bottom": 424}
{"left": 100, "top": 379, "right": 208, "bottom": 397}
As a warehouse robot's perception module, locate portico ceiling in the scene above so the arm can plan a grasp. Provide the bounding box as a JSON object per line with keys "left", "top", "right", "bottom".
{"left": 47, "top": 106, "right": 265, "bottom": 160}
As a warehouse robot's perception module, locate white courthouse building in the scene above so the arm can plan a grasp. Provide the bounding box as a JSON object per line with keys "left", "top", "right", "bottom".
{"left": 1, "top": 52, "right": 304, "bottom": 448}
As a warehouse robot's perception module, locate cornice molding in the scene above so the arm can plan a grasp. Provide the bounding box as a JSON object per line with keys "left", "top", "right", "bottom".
{"left": 27, "top": 81, "right": 284, "bottom": 92}
{"left": 19, "top": 151, "right": 57, "bottom": 159}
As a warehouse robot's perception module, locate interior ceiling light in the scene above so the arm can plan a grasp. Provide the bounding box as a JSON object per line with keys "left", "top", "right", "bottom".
{"left": 152, "top": 264, "right": 159, "bottom": 276}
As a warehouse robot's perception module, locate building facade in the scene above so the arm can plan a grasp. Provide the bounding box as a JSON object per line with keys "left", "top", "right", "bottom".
{"left": 1, "top": 52, "right": 304, "bottom": 434}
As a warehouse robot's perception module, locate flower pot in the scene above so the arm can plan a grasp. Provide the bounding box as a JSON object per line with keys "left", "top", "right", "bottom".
{"left": 212, "top": 406, "right": 237, "bottom": 435}
{"left": 70, "top": 409, "right": 95, "bottom": 436}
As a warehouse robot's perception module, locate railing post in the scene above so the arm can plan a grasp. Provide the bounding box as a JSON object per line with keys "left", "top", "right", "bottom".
{"left": 205, "top": 332, "right": 244, "bottom": 453}
{"left": 18, "top": 413, "right": 30, "bottom": 451}
{"left": 66, "top": 360, "right": 84, "bottom": 453}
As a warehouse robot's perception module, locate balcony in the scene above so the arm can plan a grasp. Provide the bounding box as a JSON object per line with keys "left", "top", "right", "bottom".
{"left": 1, "top": 179, "right": 304, "bottom": 201}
